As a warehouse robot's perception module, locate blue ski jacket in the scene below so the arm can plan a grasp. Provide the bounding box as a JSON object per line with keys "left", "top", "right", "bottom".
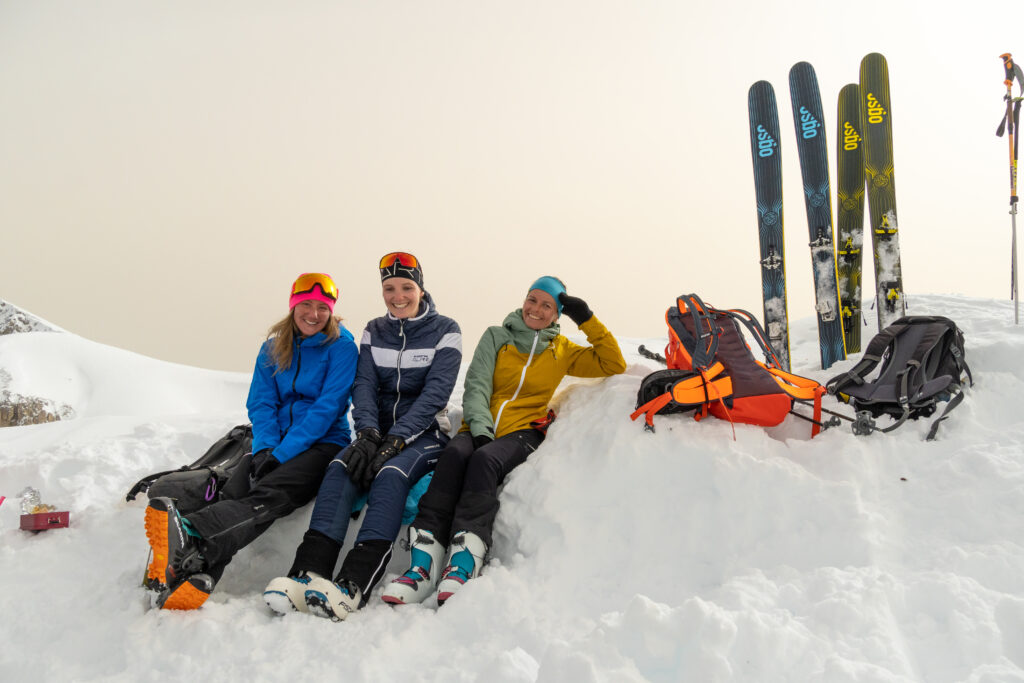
{"left": 351, "top": 292, "right": 462, "bottom": 444}
{"left": 246, "top": 326, "right": 359, "bottom": 463}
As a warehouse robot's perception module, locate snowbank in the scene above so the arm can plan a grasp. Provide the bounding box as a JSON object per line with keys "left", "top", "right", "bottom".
{"left": 0, "top": 294, "right": 1021, "bottom": 682}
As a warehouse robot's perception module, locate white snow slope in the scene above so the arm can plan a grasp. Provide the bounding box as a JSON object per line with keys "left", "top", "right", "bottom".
{"left": 0, "top": 294, "right": 1022, "bottom": 682}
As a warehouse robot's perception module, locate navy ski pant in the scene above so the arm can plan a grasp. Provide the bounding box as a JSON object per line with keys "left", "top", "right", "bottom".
{"left": 412, "top": 429, "right": 543, "bottom": 549}
{"left": 289, "top": 429, "right": 447, "bottom": 594}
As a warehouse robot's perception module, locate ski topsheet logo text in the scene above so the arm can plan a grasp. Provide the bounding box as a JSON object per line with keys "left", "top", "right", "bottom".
{"left": 842, "top": 122, "right": 862, "bottom": 151}
{"left": 865, "top": 93, "right": 886, "bottom": 124}
{"left": 798, "top": 106, "right": 821, "bottom": 139}
{"left": 756, "top": 125, "right": 777, "bottom": 157}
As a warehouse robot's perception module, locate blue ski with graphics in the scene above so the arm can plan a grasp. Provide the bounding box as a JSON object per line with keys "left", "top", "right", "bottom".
{"left": 748, "top": 80, "right": 791, "bottom": 371}
{"left": 788, "top": 61, "right": 846, "bottom": 370}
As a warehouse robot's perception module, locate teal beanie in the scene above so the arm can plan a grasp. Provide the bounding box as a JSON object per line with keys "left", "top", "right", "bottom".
{"left": 528, "top": 276, "right": 566, "bottom": 314}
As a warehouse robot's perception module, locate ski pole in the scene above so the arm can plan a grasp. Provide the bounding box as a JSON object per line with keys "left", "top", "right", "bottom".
{"left": 998, "top": 53, "right": 1024, "bottom": 324}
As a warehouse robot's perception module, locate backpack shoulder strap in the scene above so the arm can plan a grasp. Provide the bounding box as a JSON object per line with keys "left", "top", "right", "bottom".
{"left": 724, "top": 308, "right": 784, "bottom": 368}
{"left": 826, "top": 320, "right": 909, "bottom": 396}
{"left": 667, "top": 294, "right": 720, "bottom": 371}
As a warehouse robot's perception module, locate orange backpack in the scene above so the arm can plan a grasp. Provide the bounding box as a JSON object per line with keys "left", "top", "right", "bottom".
{"left": 631, "top": 294, "right": 826, "bottom": 437}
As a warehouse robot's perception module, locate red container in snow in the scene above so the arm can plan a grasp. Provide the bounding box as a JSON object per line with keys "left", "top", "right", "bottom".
{"left": 20, "top": 511, "right": 70, "bottom": 531}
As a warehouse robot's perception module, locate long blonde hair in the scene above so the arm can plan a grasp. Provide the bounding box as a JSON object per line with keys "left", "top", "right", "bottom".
{"left": 265, "top": 311, "right": 342, "bottom": 374}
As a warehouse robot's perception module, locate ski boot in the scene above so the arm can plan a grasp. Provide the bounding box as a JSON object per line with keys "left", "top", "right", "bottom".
{"left": 144, "top": 497, "right": 205, "bottom": 596}
{"left": 381, "top": 527, "right": 445, "bottom": 605}
{"left": 304, "top": 576, "right": 362, "bottom": 621}
{"left": 436, "top": 530, "right": 487, "bottom": 606}
{"left": 263, "top": 571, "right": 321, "bottom": 615}
{"left": 157, "top": 573, "right": 215, "bottom": 611}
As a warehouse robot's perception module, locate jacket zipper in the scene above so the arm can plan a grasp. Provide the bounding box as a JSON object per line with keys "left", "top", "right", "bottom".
{"left": 493, "top": 331, "right": 539, "bottom": 434}
{"left": 393, "top": 319, "right": 407, "bottom": 428}
{"left": 286, "top": 337, "right": 301, "bottom": 435}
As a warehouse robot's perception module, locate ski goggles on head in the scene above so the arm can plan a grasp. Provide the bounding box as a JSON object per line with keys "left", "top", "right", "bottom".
{"left": 379, "top": 252, "right": 419, "bottom": 269}
{"left": 290, "top": 272, "right": 338, "bottom": 301}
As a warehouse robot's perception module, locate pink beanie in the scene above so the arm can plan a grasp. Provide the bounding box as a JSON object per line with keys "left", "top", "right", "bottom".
{"left": 289, "top": 273, "right": 338, "bottom": 312}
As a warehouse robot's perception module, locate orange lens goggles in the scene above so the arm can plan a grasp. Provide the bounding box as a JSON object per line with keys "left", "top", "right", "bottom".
{"left": 379, "top": 252, "right": 419, "bottom": 269}
{"left": 291, "top": 273, "right": 338, "bottom": 301}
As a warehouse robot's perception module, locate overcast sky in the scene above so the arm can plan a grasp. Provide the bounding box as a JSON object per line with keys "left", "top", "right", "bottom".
{"left": 2, "top": 1, "right": 1019, "bottom": 371}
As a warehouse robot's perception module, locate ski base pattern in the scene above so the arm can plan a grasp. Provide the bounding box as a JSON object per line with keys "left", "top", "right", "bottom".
{"left": 860, "top": 52, "right": 906, "bottom": 330}
{"left": 748, "top": 80, "right": 792, "bottom": 371}
{"left": 788, "top": 61, "right": 846, "bottom": 369}
{"left": 836, "top": 83, "right": 866, "bottom": 353}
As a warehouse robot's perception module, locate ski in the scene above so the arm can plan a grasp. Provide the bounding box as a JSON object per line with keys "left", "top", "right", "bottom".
{"left": 860, "top": 52, "right": 906, "bottom": 329}
{"left": 788, "top": 61, "right": 846, "bottom": 369}
{"left": 748, "top": 80, "right": 791, "bottom": 371}
{"left": 836, "top": 83, "right": 866, "bottom": 353}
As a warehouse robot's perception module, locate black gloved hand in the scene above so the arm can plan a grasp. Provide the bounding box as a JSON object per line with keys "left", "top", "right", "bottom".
{"left": 558, "top": 293, "right": 593, "bottom": 325}
{"left": 250, "top": 449, "right": 280, "bottom": 480}
{"left": 472, "top": 434, "right": 493, "bottom": 450}
{"left": 342, "top": 428, "right": 382, "bottom": 486}
{"left": 361, "top": 435, "right": 405, "bottom": 489}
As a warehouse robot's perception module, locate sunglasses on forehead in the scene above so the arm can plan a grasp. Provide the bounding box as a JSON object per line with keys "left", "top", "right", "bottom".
{"left": 379, "top": 252, "right": 419, "bottom": 269}
{"left": 291, "top": 273, "right": 338, "bottom": 301}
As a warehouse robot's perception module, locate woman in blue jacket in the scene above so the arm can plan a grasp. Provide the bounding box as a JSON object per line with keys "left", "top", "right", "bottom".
{"left": 144, "top": 273, "right": 359, "bottom": 610}
{"left": 264, "top": 252, "right": 462, "bottom": 620}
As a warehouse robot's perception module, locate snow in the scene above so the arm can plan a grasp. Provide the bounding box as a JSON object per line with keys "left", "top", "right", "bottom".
{"left": 1, "top": 295, "right": 1022, "bottom": 682}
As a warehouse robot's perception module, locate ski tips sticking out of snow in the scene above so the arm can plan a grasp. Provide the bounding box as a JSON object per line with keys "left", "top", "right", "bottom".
{"left": 788, "top": 61, "right": 847, "bottom": 370}
{"left": 859, "top": 52, "right": 907, "bottom": 331}
{"left": 836, "top": 83, "right": 866, "bottom": 354}
{"left": 748, "top": 80, "right": 792, "bottom": 371}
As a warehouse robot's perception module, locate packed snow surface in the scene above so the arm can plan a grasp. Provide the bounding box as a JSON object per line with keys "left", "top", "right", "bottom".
{"left": 0, "top": 295, "right": 1021, "bottom": 682}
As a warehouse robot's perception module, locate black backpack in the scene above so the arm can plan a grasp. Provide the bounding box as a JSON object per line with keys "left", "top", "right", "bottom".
{"left": 826, "top": 316, "right": 972, "bottom": 440}
{"left": 125, "top": 424, "right": 254, "bottom": 514}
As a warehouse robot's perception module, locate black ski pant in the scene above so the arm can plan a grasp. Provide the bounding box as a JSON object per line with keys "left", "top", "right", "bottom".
{"left": 412, "top": 429, "right": 543, "bottom": 549}
{"left": 185, "top": 442, "right": 339, "bottom": 582}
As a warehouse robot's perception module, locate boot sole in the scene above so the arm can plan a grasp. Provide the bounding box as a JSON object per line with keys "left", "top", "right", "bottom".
{"left": 144, "top": 502, "right": 172, "bottom": 588}
{"left": 159, "top": 578, "right": 211, "bottom": 611}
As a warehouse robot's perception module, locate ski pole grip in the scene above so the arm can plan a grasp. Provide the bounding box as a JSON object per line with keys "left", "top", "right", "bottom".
{"left": 1003, "top": 53, "right": 1015, "bottom": 85}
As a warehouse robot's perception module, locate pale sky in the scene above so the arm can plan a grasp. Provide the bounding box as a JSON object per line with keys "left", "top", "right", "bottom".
{"left": 1, "top": 1, "right": 1019, "bottom": 371}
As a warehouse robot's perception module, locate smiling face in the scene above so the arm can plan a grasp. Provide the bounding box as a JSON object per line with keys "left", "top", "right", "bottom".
{"left": 383, "top": 277, "right": 423, "bottom": 319}
{"left": 522, "top": 289, "right": 559, "bottom": 330}
{"left": 292, "top": 299, "right": 332, "bottom": 337}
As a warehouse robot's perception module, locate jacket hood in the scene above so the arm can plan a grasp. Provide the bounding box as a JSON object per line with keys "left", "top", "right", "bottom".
{"left": 503, "top": 309, "right": 560, "bottom": 349}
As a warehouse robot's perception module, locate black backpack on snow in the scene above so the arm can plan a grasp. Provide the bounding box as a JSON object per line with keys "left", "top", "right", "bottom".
{"left": 826, "top": 316, "right": 972, "bottom": 440}
{"left": 125, "top": 424, "right": 254, "bottom": 514}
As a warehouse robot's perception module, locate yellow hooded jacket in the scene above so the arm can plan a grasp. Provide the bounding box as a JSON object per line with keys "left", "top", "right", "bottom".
{"left": 461, "top": 309, "right": 626, "bottom": 440}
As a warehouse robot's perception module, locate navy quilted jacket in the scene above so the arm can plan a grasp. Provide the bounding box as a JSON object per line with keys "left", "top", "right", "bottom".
{"left": 351, "top": 292, "right": 462, "bottom": 443}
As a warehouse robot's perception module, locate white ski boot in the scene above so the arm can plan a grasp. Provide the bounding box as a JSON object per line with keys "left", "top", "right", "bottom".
{"left": 304, "top": 576, "right": 362, "bottom": 621}
{"left": 381, "top": 527, "right": 446, "bottom": 605}
{"left": 263, "top": 571, "right": 320, "bottom": 614}
{"left": 436, "top": 530, "right": 487, "bottom": 606}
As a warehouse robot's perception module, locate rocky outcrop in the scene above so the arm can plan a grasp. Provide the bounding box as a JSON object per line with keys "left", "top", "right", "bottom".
{"left": 0, "top": 299, "right": 59, "bottom": 335}
{"left": 0, "top": 306, "right": 72, "bottom": 426}
{"left": 0, "top": 391, "right": 74, "bottom": 426}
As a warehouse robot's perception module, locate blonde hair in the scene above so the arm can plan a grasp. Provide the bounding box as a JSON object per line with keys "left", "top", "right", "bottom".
{"left": 265, "top": 310, "right": 342, "bottom": 374}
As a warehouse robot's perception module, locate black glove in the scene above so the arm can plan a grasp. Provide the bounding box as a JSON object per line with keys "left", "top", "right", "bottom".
{"left": 250, "top": 449, "right": 280, "bottom": 480}
{"left": 361, "top": 435, "right": 405, "bottom": 489}
{"left": 342, "top": 428, "right": 382, "bottom": 486}
{"left": 558, "top": 293, "right": 593, "bottom": 325}
{"left": 472, "top": 434, "right": 493, "bottom": 450}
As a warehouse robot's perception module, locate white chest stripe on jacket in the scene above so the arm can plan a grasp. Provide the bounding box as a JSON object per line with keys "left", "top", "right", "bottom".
{"left": 370, "top": 346, "right": 436, "bottom": 369}
{"left": 493, "top": 331, "right": 539, "bottom": 434}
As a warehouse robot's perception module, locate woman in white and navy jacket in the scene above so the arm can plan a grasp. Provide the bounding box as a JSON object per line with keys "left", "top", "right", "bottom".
{"left": 264, "top": 252, "right": 462, "bottom": 620}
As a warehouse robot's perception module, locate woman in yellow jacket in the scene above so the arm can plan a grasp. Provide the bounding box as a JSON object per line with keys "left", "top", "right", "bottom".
{"left": 382, "top": 276, "right": 626, "bottom": 606}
